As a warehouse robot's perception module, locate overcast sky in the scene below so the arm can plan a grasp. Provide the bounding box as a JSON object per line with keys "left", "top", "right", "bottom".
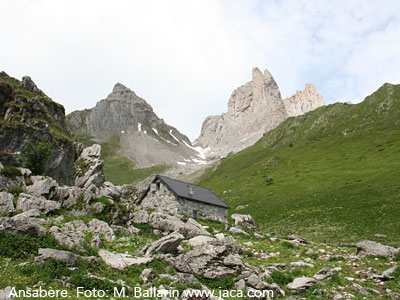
{"left": 2, "top": 0, "right": 400, "bottom": 140}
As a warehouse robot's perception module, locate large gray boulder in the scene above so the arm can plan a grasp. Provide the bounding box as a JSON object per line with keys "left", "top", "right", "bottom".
{"left": 170, "top": 243, "right": 227, "bottom": 275}
{"left": 231, "top": 214, "right": 257, "bottom": 229}
{"left": 0, "top": 192, "right": 14, "bottom": 214}
{"left": 148, "top": 212, "right": 210, "bottom": 238}
{"left": 98, "top": 249, "right": 152, "bottom": 270}
{"left": 0, "top": 215, "right": 47, "bottom": 236}
{"left": 129, "top": 210, "right": 150, "bottom": 224}
{"left": 186, "top": 235, "right": 216, "bottom": 247}
{"left": 26, "top": 176, "right": 57, "bottom": 198}
{"left": 314, "top": 267, "right": 335, "bottom": 280}
{"left": 140, "top": 232, "right": 185, "bottom": 257}
{"left": 0, "top": 173, "right": 26, "bottom": 192}
{"left": 97, "top": 181, "right": 121, "bottom": 200}
{"left": 87, "top": 219, "right": 115, "bottom": 241}
{"left": 287, "top": 277, "right": 317, "bottom": 291}
{"left": 356, "top": 240, "right": 399, "bottom": 258}
{"left": 34, "top": 248, "right": 98, "bottom": 266}
{"left": 48, "top": 226, "right": 85, "bottom": 251}
{"left": 75, "top": 144, "right": 105, "bottom": 189}
{"left": 16, "top": 193, "right": 60, "bottom": 214}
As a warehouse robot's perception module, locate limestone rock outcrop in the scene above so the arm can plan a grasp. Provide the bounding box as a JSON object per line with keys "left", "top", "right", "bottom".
{"left": 195, "top": 68, "right": 325, "bottom": 158}
{"left": 195, "top": 68, "right": 287, "bottom": 157}
{"left": 283, "top": 83, "right": 325, "bottom": 117}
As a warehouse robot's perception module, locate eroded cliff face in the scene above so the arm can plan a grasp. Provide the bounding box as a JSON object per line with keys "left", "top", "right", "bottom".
{"left": 67, "top": 83, "right": 205, "bottom": 167}
{"left": 283, "top": 83, "right": 325, "bottom": 117}
{"left": 195, "top": 68, "right": 288, "bottom": 157}
{"left": 0, "top": 72, "right": 78, "bottom": 185}
{"left": 195, "top": 68, "right": 326, "bottom": 158}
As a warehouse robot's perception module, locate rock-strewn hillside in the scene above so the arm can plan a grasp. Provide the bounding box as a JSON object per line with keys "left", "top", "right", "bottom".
{"left": 0, "top": 72, "right": 78, "bottom": 185}
{"left": 0, "top": 159, "right": 399, "bottom": 299}
{"left": 195, "top": 68, "right": 325, "bottom": 158}
{"left": 67, "top": 83, "right": 205, "bottom": 168}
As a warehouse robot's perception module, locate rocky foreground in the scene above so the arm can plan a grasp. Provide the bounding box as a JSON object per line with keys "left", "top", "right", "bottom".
{"left": 0, "top": 145, "right": 399, "bottom": 300}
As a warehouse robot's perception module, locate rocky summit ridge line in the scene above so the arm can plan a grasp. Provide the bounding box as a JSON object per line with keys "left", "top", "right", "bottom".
{"left": 195, "top": 67, "right": 325, "bottom": 158}
{"left": 67, "top": 83, "right": 206, "bottom": 168}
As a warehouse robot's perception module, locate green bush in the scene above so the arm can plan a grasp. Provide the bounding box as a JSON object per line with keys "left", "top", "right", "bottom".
{"left": 0, "top": 231, "right": 66, "bottom": 259}
{"left": 8, "top": 186, "right": 24, "bottom": 197}
{"left": 20, "top": 141, "right": 53, "bottom": 175}
{"left": 1, "top": 165, "right": 22, "bottom": 179}
{"left": 20, "top": 259, "right": 71, "bottom": 284}
{"left": 270, "top": 270, "right": 295, "bottom": 286}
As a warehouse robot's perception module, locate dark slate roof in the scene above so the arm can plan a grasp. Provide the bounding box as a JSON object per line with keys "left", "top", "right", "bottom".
{"left": 149, "top": 175, "right": 229, "bottom": 209}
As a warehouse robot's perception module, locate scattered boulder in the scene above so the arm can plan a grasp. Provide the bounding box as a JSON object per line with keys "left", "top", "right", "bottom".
{"left": 223, "top": 254, "right": 243, "bottom": 267}
{"left": 97, "top": 181, "right": 121, "bottom": 200}
{"left": 0, "top": 173, "right": 26, "bottom": 192}
{"left": 75, "top": 144, "right": 105, "bottom": 189}
{"left": 148, "top": 212, "right": 209, "bottom": 238}
{"left": 48, "top": 226, "right": 85, "bottom": 251}
{"left": 0, "top": 192, "right": 14, "bottom": 214}
{"left": 98, "top": 249, "right": 152, "bottom": 270}
{"left": 314, "top": 267, "right": 335, "bottom": 280}
{"left": 231, "top": 214, "right": 256, "bottom": 229}
{"left": 186, "top": 235, "right": 216, "bottom": 247}
{"left": 350, "top": 283, "right": 368, "bottom": 295}
{"left": 34, "top": 248, "right": 97, "bottom": 266}
{"left": 287, "top": 277, "right": 317, "bottom": 291}
{"left": 288, "top": 234, "right": 311, "bottom": 244}
{"left": 87, "top": 219, "right": 115, "bottom": 241}
{"left": 374, "top": 266, "right": 398, "bottom": 280}
{"left": 0, "top": 286, "right": 13, "bottom": 300}
{"left": 129, "top": 210, "right": 150, "bottom": 224}
{"left": 16, "top": 193, "right": 60, "bottom": 214}
{"left": 229, "top": 226, "right": 249, "bottom": 236}
{"left": 356, "top": 240, "right": 399, "bottom": 258}
{"left": 26, "top": 176, "right": 57, "bottom": 199}
{"left": 140, "top": 232, "right": 185, "bottom": 257}
{"left": 203, "top": 265, "right": 236, "bottom": 279}
{"left": 11, "top": 208, "right": 40, "bottom": 221}
{"left": 139, "top": 268, "right": 155, "bottom": 284}
{"left": 0, "top": 215, "right": 47, "bottom": 236}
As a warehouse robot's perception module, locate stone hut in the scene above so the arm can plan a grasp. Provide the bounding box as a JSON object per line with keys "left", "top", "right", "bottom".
{"left": 138, "top": 175, "right": 229, "bottom": 222}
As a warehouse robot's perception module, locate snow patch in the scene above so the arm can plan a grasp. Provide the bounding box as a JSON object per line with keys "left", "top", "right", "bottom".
{"left": 169, "top": 130, "right": 181, "bottom": 143}
{"left": 152, "top": 128, "right": 159, "bottom": 135}
{"left": 182, "top": 140, "right": 209, "bottom": 160}
{"left": 121, "top": 130, "right": 125, "bottom": 134}
{"left": 177, "top": 162, "right": 187, "bottom": 166}
{"left": 138, "top": 123, "right": 142, "bottom": 131}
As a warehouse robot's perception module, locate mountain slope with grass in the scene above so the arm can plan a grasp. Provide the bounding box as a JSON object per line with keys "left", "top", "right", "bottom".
{"left": 197, "top": 83, "right": 400, "bottom": 245}
{"left": 0, "top": 72, "right": 77, "bottom": 185}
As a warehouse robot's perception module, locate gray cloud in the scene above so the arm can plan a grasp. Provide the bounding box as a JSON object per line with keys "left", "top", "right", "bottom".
{"left": 1, "top": 0, "right": 399, "bottom": 140}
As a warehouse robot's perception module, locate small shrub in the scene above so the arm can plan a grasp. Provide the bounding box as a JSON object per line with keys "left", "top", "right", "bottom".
{"left": 8, "top": 186, "right": 24, "bottom": 197}
{"left": 20, "top": 141, "right": 53, "bottom": 175}
{"left": 282, "top": 241, "right": 296, "bottom": 249}
{"left": 271, "top": 270, "right": 296, "bottom": 286}
{"left": 0, "top": 231, "right": 67, "bottom": 259}
{"left": 329, "top": 256, "right": 346, "bottom": 262}
{"left": 76, "top": 158, "right": 91, "bottom": 177}
{"left": 20, "top": 259, "right": 71, "bottom": 284}
{"left": 1, "top": 165, "right": 22, "bottom": 179}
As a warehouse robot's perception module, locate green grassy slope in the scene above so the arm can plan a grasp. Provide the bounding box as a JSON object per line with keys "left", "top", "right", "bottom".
{"left": 197, "top": 83, "right": 400, "bottom": 245}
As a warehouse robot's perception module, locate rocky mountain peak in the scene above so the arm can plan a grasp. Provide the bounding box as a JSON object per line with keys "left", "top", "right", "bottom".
{"left": 196, "top": 67, "right": 287, "bottom": 158}
{"left": 283, "top": 83, "right": 325, "bottom": 117}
